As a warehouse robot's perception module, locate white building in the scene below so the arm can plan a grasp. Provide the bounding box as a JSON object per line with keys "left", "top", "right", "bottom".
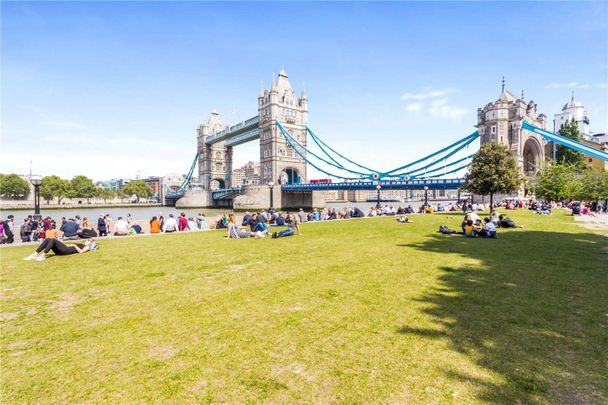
{"left": 553, "top": 93, "right": 591, "bottom": 140}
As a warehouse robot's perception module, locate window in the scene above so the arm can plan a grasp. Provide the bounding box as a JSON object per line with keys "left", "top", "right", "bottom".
{"left": 492, "top": 126, "right": 496, "bottom": 134}
{"left": 215, "top": 162, "right": 222, "bottom": 171}
{"left": 216, "top": 152, "right": 222, "bottom": 159}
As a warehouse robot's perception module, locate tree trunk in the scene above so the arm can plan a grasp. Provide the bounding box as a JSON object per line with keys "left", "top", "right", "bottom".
{"left": 490, "top": 193, "right": 494, "bottom": 214}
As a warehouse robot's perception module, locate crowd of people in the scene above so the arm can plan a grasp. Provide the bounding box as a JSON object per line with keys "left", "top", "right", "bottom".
{"left": 439, "top": 209, "right": 524, "bottom": 239}
{"left": 3, "top": 196, "right": 605, "bottom": 258}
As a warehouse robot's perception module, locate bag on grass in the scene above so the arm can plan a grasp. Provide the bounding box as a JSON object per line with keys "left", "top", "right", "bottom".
{"left": 438, "top": 225, "right": 456, "bottom": 234}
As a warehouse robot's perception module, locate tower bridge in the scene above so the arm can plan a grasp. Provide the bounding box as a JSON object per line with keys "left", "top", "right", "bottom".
{"left": 165, "top": 73, "right": 608, "bottom": 208}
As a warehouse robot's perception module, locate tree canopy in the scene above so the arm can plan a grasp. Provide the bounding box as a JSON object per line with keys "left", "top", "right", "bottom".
{"left": 40, "top": 175, "right": 72, "bottom": 204}
{"left": 462, "top": 142, "right": 522, "bottom": 208}
{"left": 121, "top": 180, "right": 153, "bottom": 199}
{"left": 556, "top": 118, "right": 585, "bottom": 168}
{"left": 96, "top": 188, "right": 116, "bottom": 203}
{"left": 534, "top": 163, "right": 578, "bottom": 202}
{"left": 0, "top": 174, "right": 30, "bottom": 198}
{"left": 70, "top": 175, "right": 97, "bottom": 199}
{"left": 574, "top": 171, "right": 608, "bottom": 202}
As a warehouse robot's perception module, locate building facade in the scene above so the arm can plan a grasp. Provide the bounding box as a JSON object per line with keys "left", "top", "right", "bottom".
{"left": 197, "top": 111, "right": 231, "bottom": 190}
{"left": 553, "top": 94, "right": 591, "bottom": 138}
{"left": 477, "top": 85, "right": 548, "bottom": 176}
{"left": 258, "top": 69, "right": 308, "bottom": 185}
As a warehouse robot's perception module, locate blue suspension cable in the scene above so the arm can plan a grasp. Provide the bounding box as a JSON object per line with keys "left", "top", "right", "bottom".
{"left": 276, "top": 121, "right": 366, "bottom": 180}
{"left": 389, "top": 135, "right": 478, "bottom": 177}
{"left": 383, "top": 131, "right": 479, "bottom": 175}
{"left": 276, "top": 121, "right": 371, "bottom": 177}
{"left": 306, "top": 127, "right": 380, "bottom": 173}
{"left": 177, "top": 152, "right": 199, "bottom": 193}
{"left": 400, "top": 154, "right": 473, "bottom": 179}
{"left": 419, "top": 163, "right": 471, "bottom": 179}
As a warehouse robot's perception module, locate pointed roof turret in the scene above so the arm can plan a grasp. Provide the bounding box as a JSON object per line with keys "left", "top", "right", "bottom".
{"left": 275, "top": 67, "right": 292, "bottom": 95}
{"left": 259, "top": 81, "right": 264, "bottom": 98}
{"left": 562, "top": 91, "right": 583, "bottom": 110}
{"left": 270, "top": 73, "right": 278, "bottom": 92}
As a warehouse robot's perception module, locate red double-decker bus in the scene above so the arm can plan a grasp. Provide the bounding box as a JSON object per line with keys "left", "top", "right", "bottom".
{"left": 309, "top": 178, "right": 332, "bottom": 184}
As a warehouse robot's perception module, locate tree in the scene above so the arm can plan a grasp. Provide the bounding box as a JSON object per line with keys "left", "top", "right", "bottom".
{"left": 575, "top": 171, "right": 608, "bottom": 203}
{"left": 462, "top": 142, "right": 522, "bottom": 210}
{"left": 0, "top": 173, "right": 30, "bottom": 198}
{"left": 121, "top": 180, "right": 153, "bottom": 200}
{"left": 40, "top": 175, "right": 72, "bottom": 204}
{"left": 96, "top": 188, "right": 116, "bottom": 204}
{"left": 534, "top": 163, "right": 578, "bottom": 202}
{"left": 70, "top": 175, "right": 97, "bottom": 202}
{"left": 556, "top": 118, "right": 585, "bottom": 168}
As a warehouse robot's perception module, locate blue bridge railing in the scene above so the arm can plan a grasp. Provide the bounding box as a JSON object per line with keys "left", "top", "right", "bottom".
{"left": 212, "top": 187, "right": 242, "bottom": 200}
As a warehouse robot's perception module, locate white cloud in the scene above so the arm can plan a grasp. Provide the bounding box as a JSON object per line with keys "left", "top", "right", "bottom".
{"left": 401, "top": 87, "right": 467, "bottom": 120}
{"left": 405, "top": 102, "right": 424, "bottom": 112}
{"left": 401, "top": 88, "right": 455, "bottom": 100}
{"left": 428, "top": 98, "right": 467, "bottom": 119}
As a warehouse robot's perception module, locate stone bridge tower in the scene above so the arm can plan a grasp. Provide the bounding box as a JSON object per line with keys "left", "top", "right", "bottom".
{"left": 477, "top": 83, "right": 547, "bottom": 177}
{"left": 197, "top": 110, "right": 232, "bottom": 190}
{"left": 258, "top": 69, "right": 308, "bottom": 185}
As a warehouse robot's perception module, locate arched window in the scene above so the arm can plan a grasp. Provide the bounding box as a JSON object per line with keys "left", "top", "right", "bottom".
{"left": 216, "top": 152, "right": 222, "bottom": 160}
{"left": 215, "top": 162, "right": 222, "bottom": 171}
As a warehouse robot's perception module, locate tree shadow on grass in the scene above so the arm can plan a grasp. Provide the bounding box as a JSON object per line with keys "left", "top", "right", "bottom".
{"left": 398, "top": 230, "right": 608, "bottom": 403}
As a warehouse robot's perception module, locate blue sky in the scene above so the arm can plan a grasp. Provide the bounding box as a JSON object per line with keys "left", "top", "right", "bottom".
{"left": 2, "top": 1, "right": 607, "bottom": 181}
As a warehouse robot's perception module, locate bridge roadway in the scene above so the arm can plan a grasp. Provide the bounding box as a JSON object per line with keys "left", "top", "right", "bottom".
{"left": 210, "top": 178, "right": 465, "bottom": 201}
{"left": 280, "top": 178, "right": 466, "bottom": 192}
{"left": 205, "top": 115, "right": 260, "bottom": 147}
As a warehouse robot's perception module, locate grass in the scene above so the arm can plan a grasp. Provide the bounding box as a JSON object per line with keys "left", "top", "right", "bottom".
{"left": 1, "top": 210, "right": 607, "bottom": 403}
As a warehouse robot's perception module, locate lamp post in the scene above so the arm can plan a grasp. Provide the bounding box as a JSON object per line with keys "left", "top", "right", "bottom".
{"left": 30, "top": 175, "right": 42, "bottom": 216}
{"left": 376, "top": 184, "right": 382, "bottom": 209}
{"left": 268, "top": 181, "right": 275, "bottom": 210}
{"left": 424, "top": 186, "right": 429, "bottom": 208}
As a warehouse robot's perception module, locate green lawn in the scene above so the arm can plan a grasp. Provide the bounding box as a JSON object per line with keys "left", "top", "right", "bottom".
{"left": 1, "top": 210, "right": 606, "bottom": 403}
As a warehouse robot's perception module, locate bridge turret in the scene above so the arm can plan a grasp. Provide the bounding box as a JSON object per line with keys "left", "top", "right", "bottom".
{"left": 477, "top": 80, "right": 546, "bottom": 181}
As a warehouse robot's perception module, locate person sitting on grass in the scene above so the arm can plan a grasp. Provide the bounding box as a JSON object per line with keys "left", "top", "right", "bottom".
{"left": 272, "top": 213, "right": 300, "bottom": 238}
{"left": 114, "top": 216, "right": 129, "bottom": 236}
{"left": 473, "top": 219, "right": 484, "bottom": 236}
{"left": 24, "top": 238, "right": 96, "bottom": 261}
{"left": 463, "top": 220, "right": 476, "bottom": 238}
{"left": 275, "top": 212, "right": 286, "bottom": 226}
{"left": 60, "top": 218, "right": 80, "bottom": 240}
{"left": 250, "top": 214, "right": 269, "bottom": 234}
{"left": 481, "top": 217, "right": 497, "bottom": 238}
{"left": 150, "top": 216, "right": 161, "bottom": 234}
{"left": 498, "top": 214, "right": 523, "bottom": 228}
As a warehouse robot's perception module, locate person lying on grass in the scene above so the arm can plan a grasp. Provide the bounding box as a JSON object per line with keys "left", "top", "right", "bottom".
{"left": 226, "top": 215, "right": 266, "bottom": 239}
{"left": 498, "top": 214, "right": 524, "bottom": 228}
{"left": 24, "top": 239, "right": 97, "bottom": 261}
{"left": 396, "top": 216, "right": 414, "bottom": 223}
